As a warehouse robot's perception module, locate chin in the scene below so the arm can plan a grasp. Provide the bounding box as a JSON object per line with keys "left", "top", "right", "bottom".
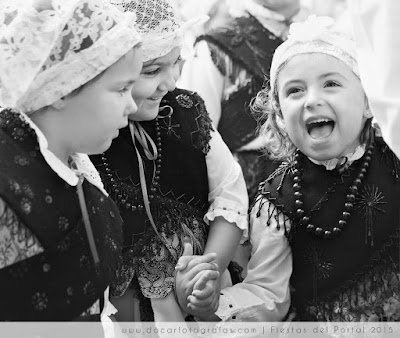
{"left": 129, "top": 105, "right": 159, "bottom": 121}
{"left": 307, "top": 148, "right": 343, "bottom": 162}
{"left": 88, "top": 140, "right": 113, "bottom": 155}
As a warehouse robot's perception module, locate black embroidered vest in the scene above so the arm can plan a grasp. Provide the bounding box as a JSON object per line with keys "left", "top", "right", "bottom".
{"left": 256, "top": 139, "right": 400, "bottom": 321}
{"left": 91, "top": 89, "right": 213, "bottom": 307}
{"left": 0, "top": 108, "right": 123, "bottom": 321}
{"left": 197, "top": 15, "right": 283, "bottom": 151}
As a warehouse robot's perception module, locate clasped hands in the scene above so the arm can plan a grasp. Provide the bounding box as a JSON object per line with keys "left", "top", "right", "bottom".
{"left": 174, "top": 238, "right": 222, "bottom": 321}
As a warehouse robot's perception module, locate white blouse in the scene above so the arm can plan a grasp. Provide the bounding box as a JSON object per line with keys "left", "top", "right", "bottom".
{"left": 216, "top": 196, "right": 292, "bottom": 322}
{"left": 205, "top": 127, "right": 249, "bottom": 240}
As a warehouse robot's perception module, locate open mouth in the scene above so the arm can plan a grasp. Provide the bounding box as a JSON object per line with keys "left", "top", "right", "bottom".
{"left": 306, "top": 118, "right": 335, "bottom": 139}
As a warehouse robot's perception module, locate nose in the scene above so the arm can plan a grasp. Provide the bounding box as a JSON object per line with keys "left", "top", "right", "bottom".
{"left": 126, "top": 96, "right": 138, "bottom": 116}
{"left": 304, "top": 89, "right": 324, "bottom": 109}
{"left": 158, "top": 66, "right": 179, "bottom": 92}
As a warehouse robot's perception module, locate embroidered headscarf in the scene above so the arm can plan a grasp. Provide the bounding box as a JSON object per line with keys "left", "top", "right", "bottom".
{"left": 270, "top": 15, "right": 359, "bottom": 95}
{"left": 0, "top": 0, "right": 141, "bottom": 113}
{"left": 110, "top": 0, "right": 207, "bottom": 62}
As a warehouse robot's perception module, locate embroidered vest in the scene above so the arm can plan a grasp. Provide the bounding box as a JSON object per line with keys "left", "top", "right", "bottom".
{"left": 256, "top": 139, "right": 400, "bottom": 321}
{"left": 91, "top": 89, "right": 213, "bottom": 308}
{"left": 197, "top": 15, "right": 283, "bottom": 151}
{"left": 0, "top": 108, "right": 123, "bottom": 320}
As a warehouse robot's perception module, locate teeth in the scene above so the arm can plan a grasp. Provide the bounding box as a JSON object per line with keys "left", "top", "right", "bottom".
{"left": 307, "top": 118, "right": 331, "bottom": 125}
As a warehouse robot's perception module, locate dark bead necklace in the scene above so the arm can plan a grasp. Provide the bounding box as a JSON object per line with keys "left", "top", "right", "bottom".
{"left": 293, "top": 144, "right": 374, "bottom": 239}
{"left": 101, "top": 118, "right": 162, "bottom": 211}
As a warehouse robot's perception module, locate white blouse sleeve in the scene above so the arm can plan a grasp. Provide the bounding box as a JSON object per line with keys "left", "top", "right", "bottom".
{"left": 179, "top": 40, "right": 225, "bottom": 127}
{"left": 204, "top": 128, "right": 249, "bottom": 240}
{"left": 215, "top": 196, "right": 292, "bottom": 322}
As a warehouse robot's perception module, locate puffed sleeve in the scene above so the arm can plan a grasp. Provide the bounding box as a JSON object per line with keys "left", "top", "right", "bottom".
{"left": 204, "top": 128, "right": 249, "bottom": 240}
{"left": 215, "top": 196, "right": 292, "bottom": 322}
{"left": 179, "top": 40, "right": 225, "bottom": 126}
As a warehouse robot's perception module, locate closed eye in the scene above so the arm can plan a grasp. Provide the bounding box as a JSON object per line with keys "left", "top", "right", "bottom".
{"left": 324, "top": 80, "right": 340, "bottom": 88}
{"left": 142, "top": 68, "right": 161, "bottom": 76}
{"left": 118, "top": 87, "right": 131, "bottom": 95}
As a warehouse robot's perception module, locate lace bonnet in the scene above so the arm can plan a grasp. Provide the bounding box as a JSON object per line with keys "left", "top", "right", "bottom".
{"left": 110, "top": 0, "right": 207, "bottom": 62}
{"left": 0, "top": 0, "right": 141, "bottom": 114}
{"left": 270, "top": 15, "right": 359, "bottom": 94}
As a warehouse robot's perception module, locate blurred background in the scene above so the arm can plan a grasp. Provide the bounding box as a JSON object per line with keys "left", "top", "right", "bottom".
{"left": 172, "top": 0, "right": 350, "bottom": 57}
{"left": 172, "top": 0, "right": 347, "bottom": 22}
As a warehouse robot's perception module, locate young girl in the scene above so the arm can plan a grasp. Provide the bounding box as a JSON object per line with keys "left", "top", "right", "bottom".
{"left": 90, "top": 0, "right": 249, "bottom": 322}
{"left": 183, "top": 16, "right": 400, "bottom": 322}
{"left": 0, "top": 0, "right": 143, "bottom": 321}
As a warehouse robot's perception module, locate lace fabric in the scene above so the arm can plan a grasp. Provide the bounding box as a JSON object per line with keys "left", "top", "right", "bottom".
{"left": 0, "top": 0, "right": 141, "bottom": 113}
{"left": 110, "top": 0, "right": 207, "bottom": 61}
{"left": 270, "top": 15, "right": 359, "bottom": 95}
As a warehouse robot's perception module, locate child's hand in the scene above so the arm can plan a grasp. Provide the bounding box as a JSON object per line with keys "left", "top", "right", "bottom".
{"left": 186, "top": 270, "right": 222, "bottom": 320}
{"left": 174, "top": 238, "right": 220, "bottom": 314}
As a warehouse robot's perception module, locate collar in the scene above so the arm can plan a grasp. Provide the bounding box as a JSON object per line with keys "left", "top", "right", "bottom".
{"left": 308, "top": 144, "right": 366, "bottom": 170}
{"left": 19, "top": 111, "right": 107, "bottom": 195}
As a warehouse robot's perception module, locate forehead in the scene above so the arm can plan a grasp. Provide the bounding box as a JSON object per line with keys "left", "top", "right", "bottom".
{"left": 99, "top": 47, "right": 143, "bottom": 83}
{"left": 142, "top": 46, "right": 181, "bottom": 67}
{"left": 278, "top": 53, "right": 355, "bottom": 81}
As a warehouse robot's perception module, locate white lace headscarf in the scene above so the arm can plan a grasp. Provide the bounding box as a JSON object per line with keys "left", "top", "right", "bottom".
{"left": 270, "top": 15, "right": 359, "bottom": 96}
{"left": 110, "top": 0, "right": 207, "bottom": 62}
{"left": 0, "top": 0, "right": 142, "bottom": 114}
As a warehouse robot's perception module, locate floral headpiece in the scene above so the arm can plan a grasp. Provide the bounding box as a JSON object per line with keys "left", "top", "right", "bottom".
{"left": 269, "top": 15, "right": 359, "bottom": 94}
{"left": 0, "top": 0, "right": 141, "bottom": 114}
{"left": 110, "top": 0, "right": 207, "bottom": 62}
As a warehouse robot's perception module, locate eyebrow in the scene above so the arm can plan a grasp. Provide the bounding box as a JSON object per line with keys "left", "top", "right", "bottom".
{"left": 281, "top": 72, "right": 346, "bottom": 88}
{"left": 143, "top": 54, "right": 181, "bottom": 67}
{"left": 114, "top": 79, "right": 136, "bottom": 87}
{"left": 320, "top": 72, "right": 345, "bottom": 79}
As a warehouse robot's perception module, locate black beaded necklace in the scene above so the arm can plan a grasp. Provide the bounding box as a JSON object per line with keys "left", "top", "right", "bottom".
{"left": 293, "top": 144, "right": 374, "bottom": 239}
{"left": 101, "top": 118, "right": 162, "bottom": 211}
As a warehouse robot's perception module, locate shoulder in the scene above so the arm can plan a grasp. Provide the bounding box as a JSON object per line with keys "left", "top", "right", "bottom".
{"left": 371, "top": 137, "right": 400, "bottom": 180}
{"left": 257, "top": 156, "right": 294, "bottom": 194}
{"left": 161, "top": 89, "right": 214, "bottom": 154}
{"left": 0, "top": 107, "right": 38, "bottom": 151}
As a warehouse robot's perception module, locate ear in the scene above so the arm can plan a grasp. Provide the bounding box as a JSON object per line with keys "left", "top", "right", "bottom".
{"left": 363, "top": 96, "right": 372, "bottom": 118}
{"left": 51, "top": 98, "right": 66, "bottom": 110}
{"left": 363, "top": 109, "right": 373, "bottom": 118}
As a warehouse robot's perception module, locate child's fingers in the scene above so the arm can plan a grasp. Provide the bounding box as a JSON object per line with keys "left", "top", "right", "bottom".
{"left": 181, "top": 238, "right": 193, "bottom": 256}
{"left": 188, "top": 265, "right": 219, "bottom": 284}
{"left": 188, "top": 295, "right": 219, "bottom": 313}
{"left": 192, "top": 282, "right": 214, "bottom": 300}
{"left": 187, "top": 295, "right": 212, "bottom": 308}
{"left": 174, "top": 238, "right": 194, "bottom": 271}
{"left": 185, "top": 253, "right": 217, "bottom": 271}
{"left": 175, "top": 251, "right": 217, "bottom": 272}
{"left": 192, "top": 270, "right": 211, "bottom": 291}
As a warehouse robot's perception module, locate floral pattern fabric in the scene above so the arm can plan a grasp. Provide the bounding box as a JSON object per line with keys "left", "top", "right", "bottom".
{"left": 0, "top": 197, "right": 101, "bottom": 316}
